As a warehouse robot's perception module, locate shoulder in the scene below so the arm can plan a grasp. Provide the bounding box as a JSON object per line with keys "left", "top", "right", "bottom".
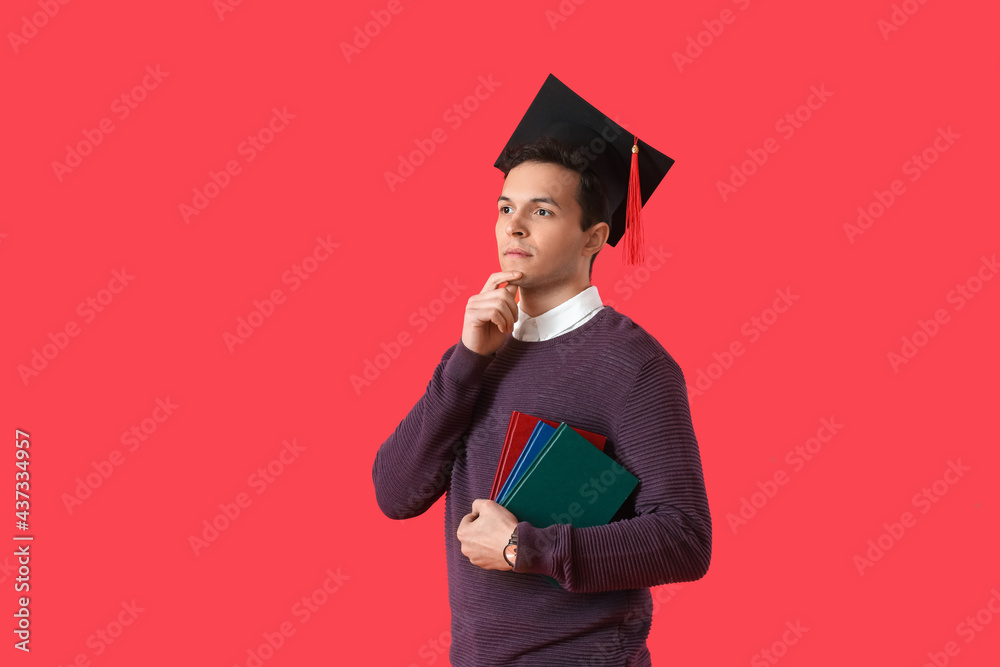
{"left": 597, "top": 307, "right": 684, "bottom": 373}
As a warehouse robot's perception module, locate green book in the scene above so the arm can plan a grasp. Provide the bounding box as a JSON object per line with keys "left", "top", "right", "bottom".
{"left": 500, "top": 422, "right": 638, "bottom": 529}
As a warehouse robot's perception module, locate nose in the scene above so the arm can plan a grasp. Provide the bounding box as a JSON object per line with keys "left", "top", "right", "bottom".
{"left": 505, "top": 209, "right": 529, "bottom": 237}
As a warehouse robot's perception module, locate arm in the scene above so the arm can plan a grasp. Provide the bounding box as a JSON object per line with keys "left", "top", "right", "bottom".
{"left": 373, "top": 269, "right": 521, "bottom": 520}
{"left": 511, "top": 353, "right": 712, "bottom": 592}
{"left": 372, "top": 339, "right": 495, "bottom": 520}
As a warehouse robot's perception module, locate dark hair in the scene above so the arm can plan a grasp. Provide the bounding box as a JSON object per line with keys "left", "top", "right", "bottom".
{"left": 497, "top": 136, "right": 610, "bottom": 279}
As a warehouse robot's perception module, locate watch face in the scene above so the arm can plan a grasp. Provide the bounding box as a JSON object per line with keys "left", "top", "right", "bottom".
{"left": 504, "top": 544, "right": 517, "bottom": 567}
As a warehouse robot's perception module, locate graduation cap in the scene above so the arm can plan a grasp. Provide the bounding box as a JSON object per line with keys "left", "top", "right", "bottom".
{"left": 494, "top": 73, "right": 675, "bottom": 265}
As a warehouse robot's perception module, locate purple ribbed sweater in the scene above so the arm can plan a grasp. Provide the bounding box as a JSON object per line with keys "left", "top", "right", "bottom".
{"left": 372, "top": 306, "right": 712, "bottom": 666}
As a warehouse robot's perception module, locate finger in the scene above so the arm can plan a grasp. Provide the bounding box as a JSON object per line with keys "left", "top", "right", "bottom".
{"left": 504, "top": 282, "right": 519, "bottom": 306}
{"left": 497, "top": 301, "right": 516, "bottom": 335}
{"left": 467, "top": 300, "right": 503, "bottom": 328}
{"left": 495, "top": 290, "right": 518, "bottom": 330}
{"left": 479, "top": 273, "right": 506, "bottom": 293}
{"left": 468, "top": 296, "right": 515, "bottom": 333}
{"left": 475, "top": 296, "right": 512, "bottom": 334}
{"left": 490, "top": 310, "right": 508, "bottom": 334}
{"left": 480, "top": 271, "right": 522, "bottom": 294}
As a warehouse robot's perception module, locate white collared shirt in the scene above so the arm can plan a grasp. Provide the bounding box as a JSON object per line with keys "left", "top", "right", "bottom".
{"left": 511, "top": 285, "right": 605, "bottom": 342}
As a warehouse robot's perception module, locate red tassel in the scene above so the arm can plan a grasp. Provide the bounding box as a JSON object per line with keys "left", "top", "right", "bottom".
{"left": 623, "top": 135, "right": 644, "bottom": 265}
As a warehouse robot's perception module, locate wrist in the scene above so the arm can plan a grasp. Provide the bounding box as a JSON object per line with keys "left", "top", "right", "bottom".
{"left": 503, "top": 524, "right": 518, "bottom": 570}
{"left": 461, "top": 334, "right": 499, "bottom": 358}
{"left": 445, "top": 338, "right": 495, "bottom": 384}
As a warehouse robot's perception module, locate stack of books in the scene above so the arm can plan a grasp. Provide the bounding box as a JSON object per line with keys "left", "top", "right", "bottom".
{"left": 491, "top": 410, "right": 638, "bottom": 530}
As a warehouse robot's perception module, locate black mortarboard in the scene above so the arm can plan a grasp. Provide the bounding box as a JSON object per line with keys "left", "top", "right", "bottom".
{"left": 494, "top": 73, "right": 675, "bottom": 265}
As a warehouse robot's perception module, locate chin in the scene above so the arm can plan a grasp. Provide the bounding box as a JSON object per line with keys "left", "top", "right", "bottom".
{"left": 500, "top": 259, "right": 520, "bottom": 275}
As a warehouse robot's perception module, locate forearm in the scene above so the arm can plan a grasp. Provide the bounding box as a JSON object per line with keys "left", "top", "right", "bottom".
{"left": 511, "top": 504, "right": 712, "bottom": 592}
{"left": 372, "top": 339, "right": 495, "bottom": 519}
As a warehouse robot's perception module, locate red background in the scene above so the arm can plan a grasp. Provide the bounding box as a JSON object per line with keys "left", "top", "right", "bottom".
{"left": 3, "top": 1, "right": 998, "bottom": 665}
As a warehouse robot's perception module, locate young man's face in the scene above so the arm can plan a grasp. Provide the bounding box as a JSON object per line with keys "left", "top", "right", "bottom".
{"left": 495, "top": 160, "right": 606, "bottom": 289}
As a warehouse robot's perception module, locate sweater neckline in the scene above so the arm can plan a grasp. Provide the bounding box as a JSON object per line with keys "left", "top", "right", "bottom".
{"left": 502, "top": 305, "right": 616, "bottom": 351}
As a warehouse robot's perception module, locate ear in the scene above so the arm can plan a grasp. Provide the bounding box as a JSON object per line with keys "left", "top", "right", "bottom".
{"left": 584, "top": 222, "right": 610, "bottom": 255}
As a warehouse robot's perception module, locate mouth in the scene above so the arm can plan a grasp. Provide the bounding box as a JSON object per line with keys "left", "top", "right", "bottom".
{"left": 505, "top": 250, "right": 532, "bottom": 258}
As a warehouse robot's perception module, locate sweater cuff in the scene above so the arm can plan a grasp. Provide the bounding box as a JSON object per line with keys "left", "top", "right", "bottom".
{"left": 512, "top": 521, "right": 565, "bottom": 579}
{"left": 443, "top": 339, "right": 495, "bottom": 385}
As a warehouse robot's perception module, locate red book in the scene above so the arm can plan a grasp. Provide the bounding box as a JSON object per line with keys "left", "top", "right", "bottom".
{"left": 489, "top": 410, "right": 607, "bottom": 501}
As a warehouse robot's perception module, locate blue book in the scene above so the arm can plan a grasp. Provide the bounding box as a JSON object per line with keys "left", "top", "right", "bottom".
{"left": 496, "top": 421, "right": 556, "bottom": 505}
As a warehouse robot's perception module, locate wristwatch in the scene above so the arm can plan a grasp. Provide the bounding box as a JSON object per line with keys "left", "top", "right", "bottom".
{"left": 503, "top": 525, "right": 518, "bottom": 569}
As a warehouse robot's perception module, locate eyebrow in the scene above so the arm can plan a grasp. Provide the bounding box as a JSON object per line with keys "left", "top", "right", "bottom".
{"left": 497, "top": 195, "right": 562, "bottom": 210}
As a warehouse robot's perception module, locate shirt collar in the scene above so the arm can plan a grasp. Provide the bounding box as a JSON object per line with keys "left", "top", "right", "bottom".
{"left": 513, "top": 285, "right": 603, "bottom": 342}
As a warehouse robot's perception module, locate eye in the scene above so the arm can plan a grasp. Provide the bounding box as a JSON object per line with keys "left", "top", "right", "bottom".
{"left": 500, "top": 205, "right": 513, "bottom": 214}
{"left": 536, "top": 208, "right": 552, "bottom": 216}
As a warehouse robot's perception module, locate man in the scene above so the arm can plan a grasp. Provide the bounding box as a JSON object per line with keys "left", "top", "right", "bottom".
{"left": 372, "top": 74, "right": 711, "bottom": 666}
